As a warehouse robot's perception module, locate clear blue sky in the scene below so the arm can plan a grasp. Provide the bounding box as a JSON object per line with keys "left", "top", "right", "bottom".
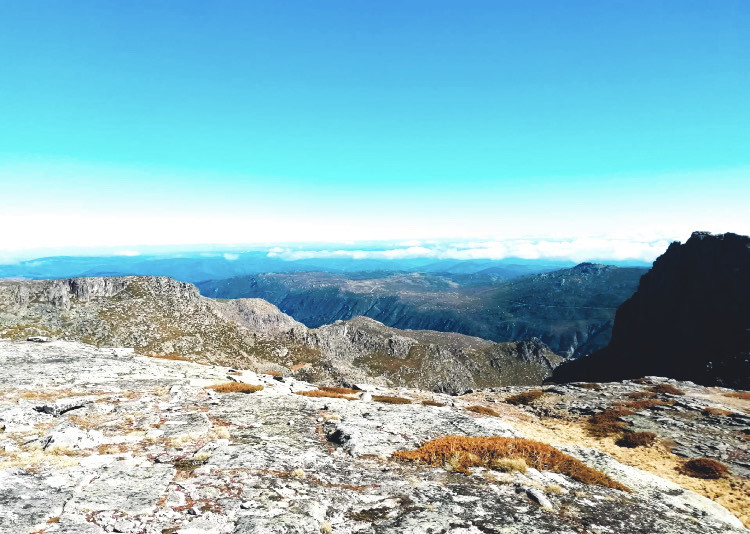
{"left": 0, "top": 1, "right": 748, "bottom": 258}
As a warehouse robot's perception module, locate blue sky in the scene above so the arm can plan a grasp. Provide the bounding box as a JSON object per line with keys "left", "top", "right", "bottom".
{"left": 0, "top": 1, "right": 748, "bottom": 261}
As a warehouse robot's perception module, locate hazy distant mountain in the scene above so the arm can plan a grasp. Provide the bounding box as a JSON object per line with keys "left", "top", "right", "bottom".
{"left": 0, "top": 252, "right": 584, "bottom": 283}
{"left": 198, "top": 263, "right": 648, "bottom": 357}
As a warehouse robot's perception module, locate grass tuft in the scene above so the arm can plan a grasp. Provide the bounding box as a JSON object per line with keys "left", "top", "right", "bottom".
{"left": 724, "top": 391, "right": 750, "bottom": 400}
{"left": 616, "top": 431, "right": 657, "bottom": 448}
{"left": 318, "top": 386, "right": 360, "bottom": 395}
{"left": 422, "top": 400, "right": 446, "bottom": 407}
{"left": 393, "top": 436, "right": 629, "bottom": 491}
{"left": 372, "top": 395, "right": 412, "bottom": 404}
{"left": 679, "top": 458, "right": 730, "bottom": 479}
{"left": 466, "top": 405, "right": 500, "bottom": 417}
{"left": 648, "top": 384, "right": 685, "bottom": 395}
{"left": 586, "top": 407, "right": 635, "bottom": 437}
{"left": 703, "top": 407, "right": 733, "bottom": 417}
{"left": 296, "top": 390, "right": 355, "bottom": 400}
{"left": 505, "top": 389, "right": 544, "bottom": 405}
{"left": 206, "top": 383, "right": 263, "bottom": 394}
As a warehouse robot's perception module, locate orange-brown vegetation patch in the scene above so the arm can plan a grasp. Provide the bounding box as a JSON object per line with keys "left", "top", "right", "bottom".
{"left": 466, "top": 405, "right": 500, "bottom": 417}
{"left": 619, "top": 398, "right": 674, "bottom": 411}
{"left": 372, "top": 395, "right": 412, "bottom": 404}
{"left": 263, "top": 371, "right": 282, "bottom": 377}
{"left": 206, "top": 383, "right": 263, "bottom": 394}
{"left": 422, "top": 400, "right": 446, "bottom": 407}
{"left": 586, "top": 407, "right": 634, "bottom": 437}
{"left": 577, "top": 383, "right": 602, "bottom": 390}
{"left": 290, "top": 363, "right": 306, "bottom": 371}
{"left": 648, "top": 384, "right": 685, "bottom": 395}
{"left": 632, "top": 377, "right": 651, "bottom": 384}
{"left": 626, "top": 391, "right": 657, "bottom": 400}
{"left": 296, "top": 390, "right": 356, "bottom": 400}
{"left": 505, "top": 389, "right": 545, "bottom": 405}
{"left": 227, "top": 371, "right": 242, "bottom": 376}
{"left": 393, "top": 436, "right": 629, "bottom": 491}
{"left": 679, "top": 458, "right": 730, "bottom": 479}
{"left": 150, "top": 353, "right": 190, "bottom": 361}
{"left": 318, "top": 386, "right": 360, "bottom": 395}
{"left": 703, "top": 407, "right": 733, "bottom": 417}
{"left": 724, "top": 391, "right": 750, "bottom": 401}
{"left": 512, "top": 417, "right": 750, "bottom": 528}
{"left": 616, "top": 431, "right": 657, "bottom": 448}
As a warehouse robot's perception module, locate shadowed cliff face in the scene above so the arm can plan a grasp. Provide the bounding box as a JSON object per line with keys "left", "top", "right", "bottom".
{"left": 553, "top": 232, "right": 750, "bottom": 388}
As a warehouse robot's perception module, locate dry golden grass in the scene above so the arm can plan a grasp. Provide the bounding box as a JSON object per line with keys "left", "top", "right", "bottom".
{"left": 150, "top": 353, "right": 190, "bottom": 361}
{"left": 205, "top": 383, "right": 263, "bottom": 394}
{"left": 626, "top": 391, "right": 657, "bottom": 400}
{"left": 296, "top": 390, "right": 355, "bottom": 400}
{"left": 372, "top": 395, "right": 412, "bottom": 404}
{"left": 648, "top": 384, "right": 685, "bottom": 395}
{"left": 422, "top": 400, "right": 446, "bottom": 407}
{"left": 616, "top": 431, "right": 657, "bottom": 448}
{"left": 505, "top": 389, "right": 544, "bottom": 405}
{"left": 393, "top": 436, "right": 629, "bottom": 491}
{"left": 703, "top": 407, "right": 733, "bottom": 417}
{"left": 586, "top": 407, "right": 634, "bottom": 437}
{"left": 227, "top": 371, "right": 242, "bottom": 376}
{"left": 619, "top": 398, "right": 674, "bottom": 411}
{"left": 512, "top": 416, "right": 750, "bottom": 528}
{"left": 466, "top": 405, "right": 500, "bottom": 417}
{"left": 318, "top": 386, "right": 360, "bottom": 395}
{"left": 263, "top": 371, "right": 283, "bottom": 377}
{"left": 724, "top": 391, "right": 750, "bottom": 401}
{"left": 679, "top": 458, "right": 730, "bottom": 479}
{"left": 290, "top": 363, "right": 306, "bottom": 371}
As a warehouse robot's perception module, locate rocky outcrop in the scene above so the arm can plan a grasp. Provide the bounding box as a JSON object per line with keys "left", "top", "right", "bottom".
{"left": 0, "top": 340, "right": 746, "bottom": 533}
{"left": 552, "top": 232, "right": 750, "bottom": 388}
{"left": 0, "top": 276, "right": 562, "bottom": 392}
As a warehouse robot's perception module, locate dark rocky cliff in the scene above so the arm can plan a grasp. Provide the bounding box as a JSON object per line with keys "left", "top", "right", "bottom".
{"left": 552, "top": 232, "right": 750, "bottom": 388}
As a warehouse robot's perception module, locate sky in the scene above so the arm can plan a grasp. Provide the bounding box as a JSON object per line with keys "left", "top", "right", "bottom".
{"left": 1, "top": 1, "right": 748, "bottom": 263}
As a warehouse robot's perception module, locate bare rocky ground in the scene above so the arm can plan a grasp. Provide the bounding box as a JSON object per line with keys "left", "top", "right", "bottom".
{"left": 0, "top": 340, "right": 747, "bottom": 534}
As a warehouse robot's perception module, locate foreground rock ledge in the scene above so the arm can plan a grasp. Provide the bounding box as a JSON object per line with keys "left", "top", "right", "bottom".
{"left": 0, "top": 340, "right": 745, "bottom": 534}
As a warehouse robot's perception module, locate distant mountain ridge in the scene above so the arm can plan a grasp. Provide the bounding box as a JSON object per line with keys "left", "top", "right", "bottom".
{"left": 553, "top": 232, "right": 750, "bottom": 388}
{"left": 0, "top": 276, "right": 562, "bottom": 394}
{"left": 198, "top": 263, "right": 647, "bottom": 357}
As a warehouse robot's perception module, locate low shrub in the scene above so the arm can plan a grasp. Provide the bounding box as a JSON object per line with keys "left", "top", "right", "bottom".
{"left": 393, "top": 436, "right": 629, "bottom": 491}
{"left": 372, "top": 395, "right": 412, "bottom": 404}
{"left": 703, "top": 407, "right": 733, "bottom": 417}
{"left": 632, "top": 377, "right": 651, "bottom": 384}
{"left": 422, "top": 400, "right": 446, "bottom": 407}
{"left": 587, "top": 407, "right": 635, "bottom": 437}
{"left": 626, "top": 391, "right": 656, "bottom": 400}
{"left": 679, "top": 458, "right": 730, "bottom": 479}
{"left": 724, "top": 391, "right": 750, "bottom": 401}
{"left": 648, "top": 384, "right": 685, "bottom": 396}
{"left": 505, "top": 389, "right": 544, "bottom": 405}
{"left": 619, "top": 399, "right": 673, "bottom": 411}
{"left": 318, "top": 386, "right": 360, "bottom": 395}
{"left": 616, "top": 431, "right": 657, "bottom": 448}
{"left": 206, "top": 383, "right": 263, "bottom": 394}
{"left": 466, "top": 405, "right": 500, "bottom": 417}
{"left": 296, "top": 390, "right": 355, "bottom": 400}
{"left": 150, "top": 353, "right": 190, "bottom": 361}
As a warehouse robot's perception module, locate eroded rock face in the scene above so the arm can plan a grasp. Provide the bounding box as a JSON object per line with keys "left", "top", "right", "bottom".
{"left": 0, "top": 340, "right": 746, "bottom": 533}
{"left": 553, "top": 231, "right": 750, "bottom": 388}
{"left": 0, "top": 276, "right": 562, "bottom": 392}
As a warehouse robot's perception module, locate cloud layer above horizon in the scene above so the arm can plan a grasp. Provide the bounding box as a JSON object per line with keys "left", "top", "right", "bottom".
{"left": 267, "top": 237, "right": 671, "bottom": 263}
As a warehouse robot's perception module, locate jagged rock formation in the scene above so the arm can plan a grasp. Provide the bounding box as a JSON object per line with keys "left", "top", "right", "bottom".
{"left": 552, "top": 232, "right": 750, "bottom": 388}
{"left": 0, "top": 340, "right": 747, "bottom": 533}
{"left": 198, "top": 263, "right": 646, "bottom": 357}
{"left": 0, "top": 276, "right": 561, "bottom": 393}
